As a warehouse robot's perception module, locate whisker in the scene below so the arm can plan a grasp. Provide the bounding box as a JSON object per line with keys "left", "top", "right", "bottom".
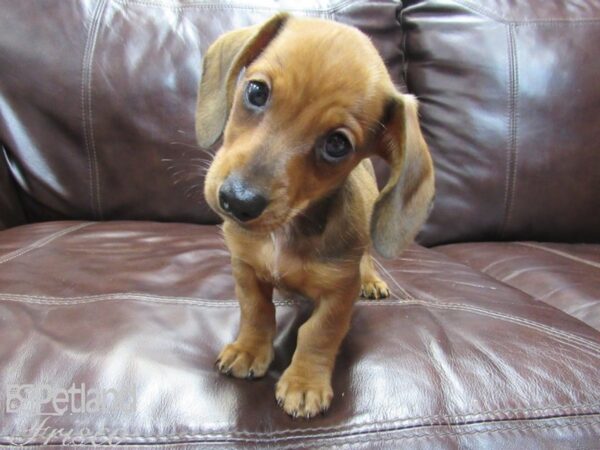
{"left": 169, "top": 141, "right": 200, "bottom": 149}
{"left": 184, "top": 183, "right": 203, "bottom": 196}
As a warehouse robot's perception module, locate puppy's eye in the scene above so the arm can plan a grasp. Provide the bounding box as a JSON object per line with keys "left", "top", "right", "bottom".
{"left": 245, "top": 80, "right": 270, "bottom": 108}
{"left": 321, "top": 131, "right": 354, "bottom": 162}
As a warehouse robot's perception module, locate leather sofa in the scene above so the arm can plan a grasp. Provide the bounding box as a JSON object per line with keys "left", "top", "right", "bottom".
{"left": 0, "top": 0, "right": 598, "bottom": 448}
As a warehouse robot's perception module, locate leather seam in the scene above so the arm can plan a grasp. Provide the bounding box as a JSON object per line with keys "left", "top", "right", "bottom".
{"left": 111, "top": 0, "right": 357, "bottom": 14}
{"left": 290, "top": 417, "right": 600, "bottom": 449}
{"left": 501, "top": 24, "right": 518, "bottom": 237}
{"left": 3, "top": 415, "right": 599, "bottom": 444}
{"left": 81, "top": 0, "right": 107, "bottom": 219}
{"left": 0, "top": 293, "right": 599, "bottom": 354}
{"left": 452, "top": 0, "right": 600, "bottom": 24}
{"left": 0, "top": 223, "right": 93, "bottom": 265}
{"left": 515, "top": 243, "right": 600, "bottom": 270}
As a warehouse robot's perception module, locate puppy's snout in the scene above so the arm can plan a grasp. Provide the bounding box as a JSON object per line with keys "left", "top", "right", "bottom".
{"left": 218, "top": 176, "right": 268, "bottom": 222}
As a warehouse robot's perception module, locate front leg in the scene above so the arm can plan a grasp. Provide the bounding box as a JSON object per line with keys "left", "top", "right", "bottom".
{"left": 217, "top": 258, "right": 275, "bottom": 379}
{"left": 276, "top": 275, "right": 359, "bottom": 418}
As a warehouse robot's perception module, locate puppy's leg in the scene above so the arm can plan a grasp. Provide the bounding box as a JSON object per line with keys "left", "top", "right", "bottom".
{"left": 217, "top": 258, "right": 275, "bottom": 379}
{"left": 359, "top": 252, "right": 390, "bottom": 299}
{"left": 275, "top": 278, "right": 358, "bottom": 418}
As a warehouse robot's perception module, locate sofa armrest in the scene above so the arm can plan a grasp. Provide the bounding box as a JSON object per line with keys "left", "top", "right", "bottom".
{"left": 0, "top": 145, "right": 26, "bottom": 230}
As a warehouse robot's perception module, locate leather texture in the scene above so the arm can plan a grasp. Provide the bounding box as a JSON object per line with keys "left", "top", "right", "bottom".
{"left": 437, "top": 242, "right": 600, "bottom": 331}
{"left": 403, "top": 0, "right": 600, "bottom": 245}
{"left": 0, "top": 0, "right": 403, "bottom": 225}
{"left": 0, "top": 221, "right": 599, "bottom": 447}
{"left": 1, "top": 0, "right": 599, "bottom": 447}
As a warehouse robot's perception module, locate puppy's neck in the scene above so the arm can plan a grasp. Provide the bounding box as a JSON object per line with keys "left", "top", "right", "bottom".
{"left": 286, "top": 181, "right": 365, "bottom": 262}
{"left": 291, "top": 189, "right": 339, "bottom": 238}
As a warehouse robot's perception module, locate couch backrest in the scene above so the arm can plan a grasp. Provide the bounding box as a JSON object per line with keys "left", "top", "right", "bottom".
{"left": 0, "top": 0, "right": 403, "bottom": 225}
{"left": 405, "top": 0, "right": 600, "bottom": 245}
{"left": 1, "top": 0, "right": 598, "bottom": 245}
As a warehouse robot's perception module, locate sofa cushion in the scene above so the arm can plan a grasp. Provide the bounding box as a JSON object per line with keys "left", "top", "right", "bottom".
{"left": 436, "top": 242, "right": 600, "bottom": 331}
{"left": 0, "top": 0, "right": 403, "bottom": 225}
{"left": 0, "top": 221, "right": 599, "bottom": 447}
{"left": 402, "top": 0, "right": 600, "bottom": 245}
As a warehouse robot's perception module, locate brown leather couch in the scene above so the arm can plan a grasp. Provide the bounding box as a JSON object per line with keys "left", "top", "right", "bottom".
{"left": 1, "top": 0, "right": 599, "bottom": 448}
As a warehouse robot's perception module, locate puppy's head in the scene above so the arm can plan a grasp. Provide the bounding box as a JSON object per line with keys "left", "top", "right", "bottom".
{"left": 197, "top": 14, "right": 434, "bottom": 258}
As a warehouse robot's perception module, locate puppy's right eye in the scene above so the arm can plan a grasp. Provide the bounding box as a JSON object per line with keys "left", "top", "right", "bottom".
{"left": 245, "top": 80, "right": 270, "bottom": 108}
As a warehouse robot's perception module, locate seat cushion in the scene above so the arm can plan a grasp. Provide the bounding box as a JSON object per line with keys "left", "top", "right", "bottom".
{"left": 0, "top": 221, "right": 599, "bottom": 448}
{"left": 436, "top": 242, "right": 600, "bottom": 331}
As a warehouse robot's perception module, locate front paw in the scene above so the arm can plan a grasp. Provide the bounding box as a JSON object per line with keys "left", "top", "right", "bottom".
{"left": 360, "top": 277, "right": 390, "bottom": 300}
{"left": 275, "top": 368, "right": 333, "bottom": 418}
{"left": 216, "top": 341, "right": 273, "bottom": 379}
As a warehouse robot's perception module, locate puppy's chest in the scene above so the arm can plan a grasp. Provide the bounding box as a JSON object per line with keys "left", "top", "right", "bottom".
{"left": 244, "top": 234, "right": 306, "bottom": 286}
{"left": 228, "top": 231, "right": 330, "bottom": 296}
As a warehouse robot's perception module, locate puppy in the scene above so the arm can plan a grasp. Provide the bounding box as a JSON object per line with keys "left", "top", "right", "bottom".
{"left": 196, "top": 13, "right": 434, "bottom": 418}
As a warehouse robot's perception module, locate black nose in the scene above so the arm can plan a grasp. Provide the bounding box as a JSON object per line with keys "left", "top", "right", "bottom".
{"left": 218, "top": 176, "right": 268, "bottom": 222}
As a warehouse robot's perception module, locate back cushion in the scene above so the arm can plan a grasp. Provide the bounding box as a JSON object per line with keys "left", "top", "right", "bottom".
{"left": 0, "top": 147, "right": 26, "bottom": 230}
{"left": 0, "top": 0, "right": 403, "bottom": 224}
{"left": 404, "top": 0, "right": 600, "bottom": 245}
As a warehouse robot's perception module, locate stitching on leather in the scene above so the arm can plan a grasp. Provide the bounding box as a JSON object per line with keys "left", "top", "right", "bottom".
{"left": 80, "top": 3, "right": 97, "bottom": 218}
{"left": 295, "top": 417, "right": 600, "bottom": 449}
{"left": 0, "top": 293, "right": 298, "bottom": 307}
{"left": 3, "top": 415, "right": 599, "bottom": 444}
{"left": 516, "top": 243, "right": 600, "bottom": 270}
{"left": 372, "top": 257, "right": 414, "bottom": 299}
{"left": 111, "top": 0, "right": 357, "bottom": 14}
{"left": 500, "top": 25, "right": 511, "bottom": 238}
{"left": 414, "top": 300, "right": 600, "bottom": 355}
{"left": 501, "top": 24, "right": 518, "bottom": 237}
{"left": 506, "top": 23, "right": 519, "bottom": 235}
{"left": 0, "top": 223, "right": 93, "bottom": 265}
{"left": 81, "top": 0, "right": 107, "bottom": 219}
{"left": 452, "top": 0, "right": 600, "bottom": 24}
{"left": 88, "top": 0, "right": 108, "bottom": 220}
{"left": 1, "top": 293, "right": 599, "bottom": 354}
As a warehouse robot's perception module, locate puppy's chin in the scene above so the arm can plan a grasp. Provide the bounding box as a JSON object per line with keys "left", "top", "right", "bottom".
{"left": 222, "top": 206, "right": 301, "bottom": 235}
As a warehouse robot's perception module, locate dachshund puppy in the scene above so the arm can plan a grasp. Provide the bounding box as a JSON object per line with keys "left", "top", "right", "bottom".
{"left": 196, "top": 13, "right": 434, "bottom": 418}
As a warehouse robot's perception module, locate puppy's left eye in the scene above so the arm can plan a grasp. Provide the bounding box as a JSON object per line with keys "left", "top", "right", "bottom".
{"left": 245, "top": 80, "right": 270, "bottom": 108}
{"left": 321, "top": 130, "right": 354, "bottom": 162}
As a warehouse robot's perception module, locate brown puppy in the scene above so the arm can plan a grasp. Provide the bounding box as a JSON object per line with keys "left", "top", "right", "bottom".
{"left": 196, "top": 13, "right": 434, "bottom": 418}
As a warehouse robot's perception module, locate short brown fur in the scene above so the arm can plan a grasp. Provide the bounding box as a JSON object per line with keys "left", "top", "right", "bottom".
{"left": 197, "top": 14, "right": 434, "bottom": 418}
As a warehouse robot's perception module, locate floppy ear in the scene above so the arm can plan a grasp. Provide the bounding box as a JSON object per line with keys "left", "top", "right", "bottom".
{"left": 195, "top": 13, "right": 289, "bottom": 148}
{"left": 370, "top": 94, "right": 435, "bottom": 258}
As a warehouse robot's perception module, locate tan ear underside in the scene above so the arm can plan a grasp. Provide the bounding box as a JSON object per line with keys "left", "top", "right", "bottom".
{"left": 371, "top": 94, "right": 435, "bottom": 259}
{"left": 195, "top": 13, "right": 289, "bottom": 149}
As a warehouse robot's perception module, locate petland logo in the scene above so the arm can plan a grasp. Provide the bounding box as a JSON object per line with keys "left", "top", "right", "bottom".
{"left": 5, "top": 383, "right": 136, "bottom": 416}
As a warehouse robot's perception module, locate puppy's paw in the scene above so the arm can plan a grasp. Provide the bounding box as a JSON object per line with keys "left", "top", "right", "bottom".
{"left": 275, "top": 369, "right": 333, "bottom": 419}
{"left": 360, "top": 277, "right": 390, "bottom": 300}
{"left": 216, "top": 341, "right": 273, "bottom": 379}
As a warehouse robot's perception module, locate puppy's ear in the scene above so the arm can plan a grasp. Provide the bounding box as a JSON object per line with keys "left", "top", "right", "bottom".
{"left": 371, "top": 93, "right": 435, "bottom": 258}
{"left": 196, "top": 13, "right": 289, "bottom": 148}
